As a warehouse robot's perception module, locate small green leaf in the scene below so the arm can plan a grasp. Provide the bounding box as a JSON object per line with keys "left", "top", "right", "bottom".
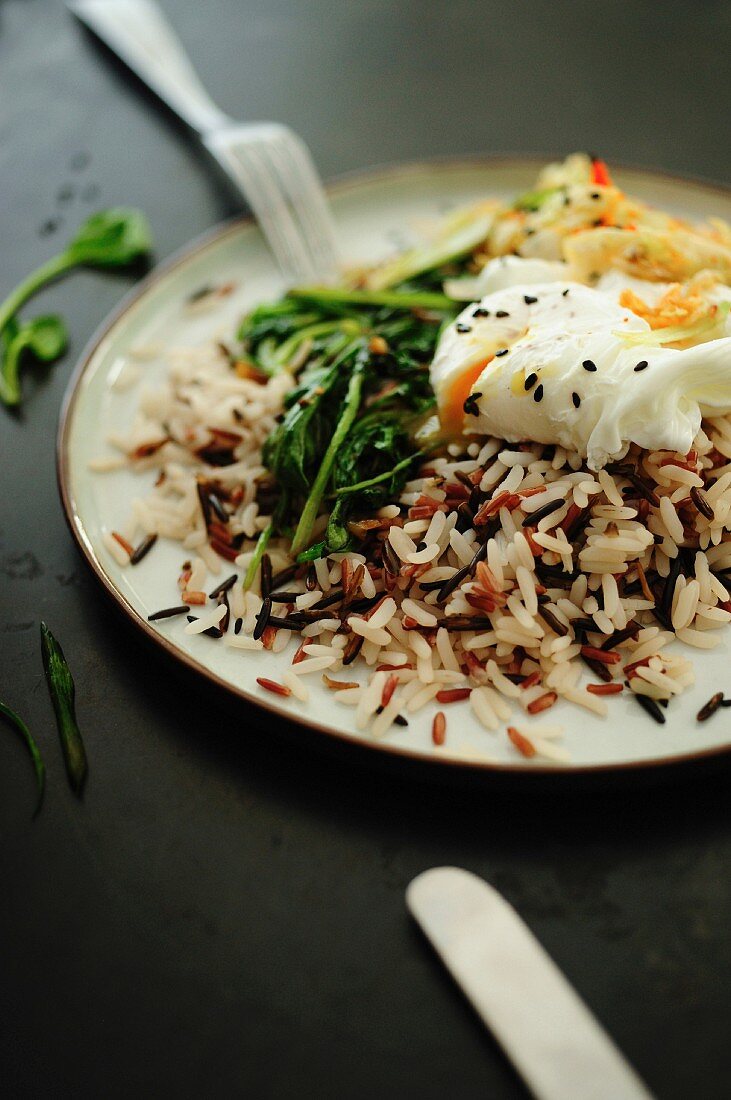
{"left": 0, "top": 698, "right": 45, "bottom": 817}
{"left": 66, "top": 207, "right": 153, "bottom": 268}
{"left": 0, "top": 314, "right": 68, "bottom": 407}
{"left": 25, "top": 314, "right": 68, "bottom": 361}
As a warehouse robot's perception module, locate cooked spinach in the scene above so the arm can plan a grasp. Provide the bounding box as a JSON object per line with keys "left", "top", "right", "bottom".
{"left": 237, "top": 275, "right": 459, "bottom": 577}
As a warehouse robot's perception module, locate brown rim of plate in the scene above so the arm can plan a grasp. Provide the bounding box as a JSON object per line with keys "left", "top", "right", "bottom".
{"left": 56, "top": 154, "right": 731, "bottom": 778}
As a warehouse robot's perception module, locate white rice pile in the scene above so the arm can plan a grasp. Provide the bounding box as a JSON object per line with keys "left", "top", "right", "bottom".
{"left": 92, "top": 335, "right": 731, "bottom": 762}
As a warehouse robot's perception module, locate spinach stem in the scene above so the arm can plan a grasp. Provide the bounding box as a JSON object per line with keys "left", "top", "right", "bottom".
{"left": 0, "top": 338, "right": 23, "bottom": 405}
{"left": 289, "top": 285, "right": 455, "bottom": 312}
{"left": 290, "top": 364, "right": 366, "bottom": 557}
{"left": 334, "top": 453, "right": 421, "bottom": 496}
{"left": 0, "top": 253, "right": 76, "bottom": 340}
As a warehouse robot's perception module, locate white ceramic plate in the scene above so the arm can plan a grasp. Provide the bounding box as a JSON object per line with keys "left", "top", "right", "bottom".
{"left": 59, "top": 157, "right": 731, "bottom": 774}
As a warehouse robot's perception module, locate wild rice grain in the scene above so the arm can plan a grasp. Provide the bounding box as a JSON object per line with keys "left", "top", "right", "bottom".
{"left": 261, "top": 553, "right": 273, "bottom": 598}
{"left": 208, "top": 573, "right": 238, "bottom": 599}
{"left": 633, "top": 692, "right": 666, "bottom": 724}
{"left": 342, "top": 634, "right": 364, "bottom": 665}
{"left": 253, "top": 596, "right": 272, "bottom": 640}
{"left": 690, "top": 486, "right": 714, "bottom": 520}
{"left": 148, "top": 604, "right": 190, "bottom": 621}
{"left": 129, "top": 533, "right": 158, "bottom": 565}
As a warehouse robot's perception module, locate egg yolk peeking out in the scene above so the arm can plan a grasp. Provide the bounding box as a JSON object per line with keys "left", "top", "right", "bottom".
{"left": 440, "top": 356, "right": 493, "bottom": 435}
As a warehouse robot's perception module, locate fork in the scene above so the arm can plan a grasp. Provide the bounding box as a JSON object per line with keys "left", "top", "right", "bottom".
{"left": 68, "top": 0, "right": 339, "bottom": 283}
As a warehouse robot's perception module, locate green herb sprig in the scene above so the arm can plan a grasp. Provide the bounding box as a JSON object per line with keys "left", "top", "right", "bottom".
{"left": 237, "top": 279, "right": 454, "bottom": 575}
{"left": 0, "top": 698, "right": 45, "bottom": 816}
{"left": 0, "top": 316, "right": 68, "bottom": 406}
{"left": 0, "top": 208, "right": 153, "bottom": 407}
{"left": 40, "top": 622, "right": 87, "bottom": 796}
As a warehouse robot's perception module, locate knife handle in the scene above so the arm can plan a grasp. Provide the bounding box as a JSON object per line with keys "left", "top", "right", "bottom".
{"left": 69, "top": 0, "right": 230, "bottom": 134}
{"left": 408, "top": 868, "right": 654, "bottom": 1100}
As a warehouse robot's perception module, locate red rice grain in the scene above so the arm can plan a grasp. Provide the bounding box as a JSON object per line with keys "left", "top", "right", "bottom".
{"left": 256, "top": 677, "right": 291, "bottom": 697}
{"left": 507, "top": 726, "right": 537, "bottom": 757}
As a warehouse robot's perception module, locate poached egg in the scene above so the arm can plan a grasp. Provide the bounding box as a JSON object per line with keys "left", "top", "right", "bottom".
{"left": 431, "top": 268, "right": 731, "bottom": 470}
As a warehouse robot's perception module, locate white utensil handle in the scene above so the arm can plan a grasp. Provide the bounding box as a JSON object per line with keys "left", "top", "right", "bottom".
{"left": 408, "top": 868, "right": 654, "bottom": 1100}
{"left": 69, "top": 0, "right": 229, "bottom": 133}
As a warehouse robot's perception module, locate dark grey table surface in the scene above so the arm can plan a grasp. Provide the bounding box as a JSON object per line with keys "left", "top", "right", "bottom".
{"left": 2, "top": 2, "right": 730, "bottom": 1097}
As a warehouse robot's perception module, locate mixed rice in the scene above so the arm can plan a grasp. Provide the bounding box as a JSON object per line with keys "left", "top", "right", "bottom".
{"left": 91, "top": 157, "right": 731, "bottom": 762}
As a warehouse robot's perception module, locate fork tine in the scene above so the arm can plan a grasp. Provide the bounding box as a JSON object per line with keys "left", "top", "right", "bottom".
{"left": 267, "top": 129, "right": 339, "bottom": 281}
{"left": 214, "top": 140, "right": 315, "bottom": 282}
{"left": 237, "top": 141, "right": 316, "bottom": 281}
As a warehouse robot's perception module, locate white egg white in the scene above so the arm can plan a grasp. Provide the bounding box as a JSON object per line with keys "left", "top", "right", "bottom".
{"left": 431, "top": 278, "right": 731, "bottom": 470}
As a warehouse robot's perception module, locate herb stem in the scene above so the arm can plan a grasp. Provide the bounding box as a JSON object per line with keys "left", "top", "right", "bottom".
{"left": 273, "top": 318, "right": 362, "bottom": 371}
{"left": 0, "top": 253, "right": 77, "bottom": 341}
{"left": 290, "top": 362, "right": 366, "bottom": 557}
{"left": 40, "top": 622, "right": 87, "bottom": 796}
{"left": 243, "top": 521, "right": 274, "bottom": 591}
{"left": 334, "top": 452, "right": 421, "bottom": 496}
{"left": 0, "top": 699, "right": 45, "bottom": 816}
{"left": 289, "top": 285, "right": 456, "bottom": 312}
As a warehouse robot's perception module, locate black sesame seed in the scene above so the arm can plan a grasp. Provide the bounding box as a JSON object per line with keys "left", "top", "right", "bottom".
{"left": 472, "top": 307, "right": 490, "bottom": 318}
{"left": 582, "top": 359, "right": 597, "bottom": 372}
{"left": 524, "top": 373, "right": 538, "bottom": 391}
{"left": 564, "top": 196, "right": 571, "bottom": 206}
{"left": 572, "top": 392, "right": 581, "bottom": 408}
{"left": 495, "top": 310, "right": 510, "bottom": 318}
{"left": 592, "top": 218, "right": 603, "bottom": 227}
{"left": 634, "top": 360, "right": 649, "bottom": 372}
{"left": 590, "top": 191, "right": 601, "bottom": 200}
{"left": 562, "top": 288, "right": 570, "bottom": 297}
{"left": 463, "top": 392, "right": 482, "bottom": 416}
{"left": 523, "top": 295, "right": 538, "bottom": 305}
{"left": 456, "top": 322, "right": 472, "bottom": 334}
{"left": 533, "top": 384, "right": 544, "bottom": 403}
{"left": 495, "top": 348, "right": 509, "bottom": 357}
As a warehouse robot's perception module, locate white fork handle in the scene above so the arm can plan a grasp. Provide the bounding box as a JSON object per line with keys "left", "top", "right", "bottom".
{"left": 69, "top": 0, "right": 230, "bottom": 134}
